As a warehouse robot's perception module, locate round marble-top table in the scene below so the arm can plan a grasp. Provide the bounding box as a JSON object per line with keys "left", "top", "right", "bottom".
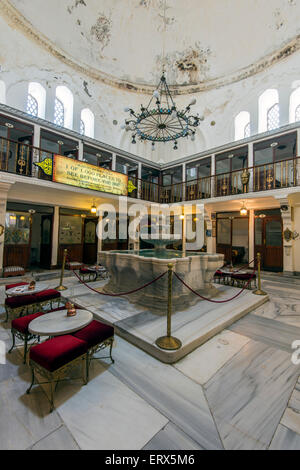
{"left": 87, "top": 266, "right": 106, "bottom": 272}
{"left": 6, "top": 284, "right": 49, "bottom": 297}
{"left": 219, "top": 269, "right": 247, "bottom": 275}
{"left": 28, "top": 309, "right": 93, "bottom": 337}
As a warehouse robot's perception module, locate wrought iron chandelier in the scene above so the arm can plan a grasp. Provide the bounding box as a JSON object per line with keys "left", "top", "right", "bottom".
{"left": 121, "top": 1, "right": 204, "bottom": 151}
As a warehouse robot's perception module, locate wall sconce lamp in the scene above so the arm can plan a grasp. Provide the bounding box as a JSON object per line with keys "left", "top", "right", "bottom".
{"left": 240, "top": 202, "right": 248, "bottom": 216}
{"left": 90, "top": 201, "right": 97, "bottom": 214}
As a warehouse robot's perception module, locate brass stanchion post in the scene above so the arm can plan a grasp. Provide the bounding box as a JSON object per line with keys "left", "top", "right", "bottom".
{"left": 55, "top": 249, "right": 68, "bottom": 291}
{"left": 155, "top": 263, "right": 182, "bottom": 350}
{"left": 253, "top": 252, "right": 267, "bottom": 296}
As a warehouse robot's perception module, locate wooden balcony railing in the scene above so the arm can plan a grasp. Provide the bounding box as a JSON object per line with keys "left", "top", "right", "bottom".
{"left": 0, "top": 135, "right": 299, "bottom": 203}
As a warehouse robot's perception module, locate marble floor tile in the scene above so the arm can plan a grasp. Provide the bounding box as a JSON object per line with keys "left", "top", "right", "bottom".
{"left": 0, "top": 372, "right": 62, "bottom": 450}
{"left": 229, "top": 314, "right": 300, "bottom": 352}
{"left": 49, "top": 362, "right": 168, "bottom": 450}
{"left": 108, "top": 336, "right": 223, "bottom": 450}
{"left": 174, "top": 330, "right": 250, "bottom": 385}
{"left": 0, "top": 348, "right": 28, "bottom": 384}
{"left": 269, "top": 424, "right": 300, "bottom": 450}
{"left": 205, "top": 340, "right": 300, "bottom": 449}
{"left": 288, "top": 378, "right": 300, "bottom": 412}
{"left": 281, "top": 407, "right": 300, "bottom": 435}
{"left": 30, "top": 425, "right": 80, "bottom": 450}
{"left": 143, "top": 423, "right": 203, "bottom": 450}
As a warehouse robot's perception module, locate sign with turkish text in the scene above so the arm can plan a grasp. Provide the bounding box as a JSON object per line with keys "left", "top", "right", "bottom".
{"left": 53, "top": 155, "right": 128, "bottom": 196}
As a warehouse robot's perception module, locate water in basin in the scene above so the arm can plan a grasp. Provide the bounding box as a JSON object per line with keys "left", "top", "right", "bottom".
{"left": 112, "top": 249, "right": 204, "bottom": 259}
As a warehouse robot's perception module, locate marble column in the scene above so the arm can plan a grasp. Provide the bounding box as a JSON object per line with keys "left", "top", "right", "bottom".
{"left": 204, "top": 208, "right": 213, "bottom": 253}
{"left": 249, "top": 209, "right": 255, "bottom": 267}
{"left": 51, "top": 206, "right": 59, "bottom": 268}
{"left": 276, "top": 197, "right": 294, "bottom": 274}
{"left": 0, "top": 183, "right": 12, "bottom": 271}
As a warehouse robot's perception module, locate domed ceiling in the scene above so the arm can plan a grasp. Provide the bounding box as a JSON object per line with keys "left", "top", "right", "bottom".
{"left": 3, "top": 0, "right": 300, "bottom": 93}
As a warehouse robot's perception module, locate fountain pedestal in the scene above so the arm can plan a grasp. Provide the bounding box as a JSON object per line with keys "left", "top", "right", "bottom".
{"left": 99, "top": 250, "right": 224, "bottom": 314}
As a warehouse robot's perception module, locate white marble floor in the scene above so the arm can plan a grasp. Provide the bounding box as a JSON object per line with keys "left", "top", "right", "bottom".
{"left": 0, "top": 274, "right": 300, "bottom": 450}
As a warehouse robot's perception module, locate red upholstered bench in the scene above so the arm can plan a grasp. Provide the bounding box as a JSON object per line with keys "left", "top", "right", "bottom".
{"left": 5, "top": 294, "right": 38, "bottom": 322}
{"left": 231, "top": 272, "right": 257, "bottom": 289}
{"left": 72, "top": 320, "right": 114, "bottom": 380}
{"left": 213, "top": 270, "right": 230, "bottom": 284}
{"left": 9, "top": 311, "right": 45, "bottom": 363}
{"left": 27, "top": 335, "right": 88, "bottom": 412}
{"left": 79, "top": 267, "right": 96, "bottom": 283}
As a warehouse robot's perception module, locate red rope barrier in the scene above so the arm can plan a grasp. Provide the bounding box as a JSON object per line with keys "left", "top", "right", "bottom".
{"left": 71, "top": 267, "right": 167, "bottom": 297}
{"left": 174, "top": 267, "right": 257, "bottom": 304}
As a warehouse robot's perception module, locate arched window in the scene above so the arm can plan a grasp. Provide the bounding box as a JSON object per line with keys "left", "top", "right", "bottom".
{"left": 296, "top": 104, "right": 300, "bottom": 122}
{"left": 54, "top": 98, "right": 64, "bottom": 127}
{"left": 80, "top": 119, "right": 85, "bottom": 136}
{"left": 0, "top": 81, "right": 6, "bottom": 104}
{"left": 27, "top": 94, "right": 38, "bottom": 117}
{"left": 234, "top": 111, "right": 250, "bottom": 141}
{"left": 289, "top": 87, "right": 300, "bottom": 123}
{"left": 80, "top": 108, "right": 94, "bottom": 138}
{"left": 259, "top": 89, "right": 280, "bottom": 133}
{"left": 267, "top": 103, "right": 280, "bottom": 131}
{"left": 27, "top": 82, "right": 46, "bottom": 118}
{"left": 244, "top": 122, "right": 251, "bottom": 138}
{"left": 55, "top": 86, "right": 74, "bottom": 129}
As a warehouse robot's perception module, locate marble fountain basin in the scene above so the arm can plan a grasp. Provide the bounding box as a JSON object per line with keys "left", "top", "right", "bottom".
{"left": 99, "top": 249, "right": 224, "bottom": 315}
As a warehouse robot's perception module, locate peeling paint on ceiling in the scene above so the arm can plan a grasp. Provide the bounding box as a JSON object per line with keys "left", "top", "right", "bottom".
{"left": 90, "top": 14, "right": 112, "bottom": 50}
{"left": 2, "top": 0, "right": 300, "bottom": 94}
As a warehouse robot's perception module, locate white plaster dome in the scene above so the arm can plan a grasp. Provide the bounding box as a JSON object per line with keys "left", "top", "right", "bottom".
{"left": 3, "top": 0, "right": 300, "bottom": 94}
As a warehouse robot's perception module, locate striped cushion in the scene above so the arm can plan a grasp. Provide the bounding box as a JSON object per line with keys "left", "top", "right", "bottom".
{"left": 4, "top": 266, "right": 24, "bottom": 272}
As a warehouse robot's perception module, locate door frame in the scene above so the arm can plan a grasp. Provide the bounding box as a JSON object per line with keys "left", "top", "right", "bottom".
{"left": 254, "top": 214, "right": 283, "bottom": 272}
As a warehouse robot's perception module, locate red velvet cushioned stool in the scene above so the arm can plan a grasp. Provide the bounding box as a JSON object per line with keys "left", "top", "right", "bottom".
{"left": 79, "top": 267, "right": 96, "bottom": 282}
{"left": 231, "top": 272, "right": 257, "bottom": 289}
{"left": 73, "top": 320, "right": 114, "bottom": 348}
{"left": 9, "top": 311, "right": 45, "bottom": 363}
{"left": 5, "top": 294, "right": 37, "bottom": 322}
{"left": 27, "top": 335, "right": 88, "bottom": 413}
{"left": 73, "top": 320, "right": 114, "bottom": 380}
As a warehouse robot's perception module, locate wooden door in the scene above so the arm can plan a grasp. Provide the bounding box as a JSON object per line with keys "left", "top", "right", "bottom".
{"left": 83, "top": 219, "right": 98, "bottom": 265}
{"left": 40, "top": 215, "right": 53, "bottom": 268}
{"left": 255, "top": 215, "right": 283, "bottom": 272}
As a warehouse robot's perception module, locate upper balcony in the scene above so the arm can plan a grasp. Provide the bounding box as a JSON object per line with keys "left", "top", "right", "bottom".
{"left": 0, "top": 134, "right": 299, "bottom": 205}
